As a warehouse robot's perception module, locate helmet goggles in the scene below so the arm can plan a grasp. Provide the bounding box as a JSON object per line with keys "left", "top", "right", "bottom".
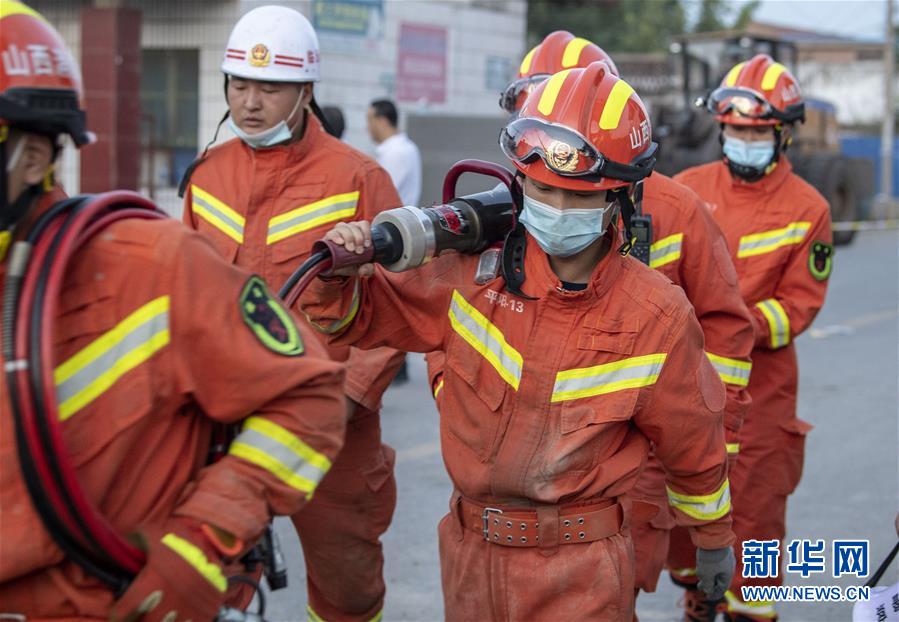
{"left": 499, "top": 74, "right": 551, "bottom": 114}
{"left": 707, "top": 86, "right": 804, "bottom": 124}
{"left": 499, "top": 116, "right": 657, "bottom": 183}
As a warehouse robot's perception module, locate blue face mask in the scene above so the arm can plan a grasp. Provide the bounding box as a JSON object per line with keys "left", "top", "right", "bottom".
{"left": 228, "top": 94, "right": 303, "bottom": 149}
{"left": 722, "top": 135, "right": 775, "bottom": 169}
{"left": 519, "top": 193, "right": 614, "bottom": 258}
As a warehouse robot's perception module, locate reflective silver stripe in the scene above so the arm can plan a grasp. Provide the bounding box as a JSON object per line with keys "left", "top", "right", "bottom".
{"left": 552, "top": 353, "right": 666, "bottom": 402}
{"left": 191, "top": 185, "right": 245, "bottom": 243}
{"left": 756, "top": 298, "right": 790, "bottom": 348}
{"left": 705, "top": 352, "right": 751, "bottom": 387}
{"left": 737, "top": 222, "right": 809, "bottom": 258}
{"left": 267, "top": 192, "right": 360, "bottom": 244}
{"left": 54, "top": 296, "right": 170, "bottom": 420}
{"left": 234, "top": 429, "right": 328, "bottom": 486}
{"left": 649, "top": 233, "right": 683, "bottom": 268}
{"left": 229, "top": 417, "right": 332, "bottom": 496}
{"left": 448, "top": 290, "right": 522, "bottom": 390}
{"left": 666, "top": 480, "right": 732, "bottom": 521}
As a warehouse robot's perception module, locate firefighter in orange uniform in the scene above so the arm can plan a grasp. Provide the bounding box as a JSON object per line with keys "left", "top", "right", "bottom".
{"left": 0, "top": 4, "right": 346, "bottom": 620}
{"left": 430, "top": 31, "right": 755, "bottom": 609}
{"left": 181, "top": 6, "right": 403, "bottom": 621}
{"left": 667, "top": 55, "right": 832, "bottom": 621}
{"left": 302, "top": 62, "right": 736, "bottom": 621}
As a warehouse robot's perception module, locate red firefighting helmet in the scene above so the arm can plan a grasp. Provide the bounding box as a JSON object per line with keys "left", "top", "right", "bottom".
{"left": 0, "top": 1, "right": 91, "bottom": 145}
{"left": 706, "top": 54, "right": 805, "bottom": 127}
{"left": 500, "top": 61, "right": 657, "bottom": 192}
{"left": 500, "top": 31, "right": 619, "bottom": 114}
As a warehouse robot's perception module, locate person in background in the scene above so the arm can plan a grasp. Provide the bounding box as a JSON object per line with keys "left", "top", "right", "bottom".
{"left": 366, "top": 98, "right": 422, "bottom": 384}
{"left": 0, "top": 4, "right": 346, "bottom": 620}
{"left": 181, "top": 7, "right": 404, "bottom": 621}
{"left": 669, "top": 55, "right": 832, "bottom": 622}
{"left": 367, "top": 99, "right": 422, "bottom": 207}
{"left": 303, "top": 63, "right": 736, "bottom": 621}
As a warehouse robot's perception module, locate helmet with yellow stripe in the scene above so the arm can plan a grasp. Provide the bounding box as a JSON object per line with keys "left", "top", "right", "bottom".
{"left": 500, "top": 61, "right": 657, "bottom": 192}
{"left": 0, "top": 1, "right": 90, "bottom": 145}
{"left": 706, "top": 54, "right": 804, "bottom": 127}
{"left": 500, "top": 31, "right": 618, "bottom": 114}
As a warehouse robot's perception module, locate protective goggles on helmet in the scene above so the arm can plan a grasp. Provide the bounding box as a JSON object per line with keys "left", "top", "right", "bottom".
{"left": 499, "top": 117, "right": 657, "bottom": 182}
{"left": 706, "top": 86, "right": 805, "bottom": 124}
{"left": 499, "top": 74, "right": 551, "bottom": 114}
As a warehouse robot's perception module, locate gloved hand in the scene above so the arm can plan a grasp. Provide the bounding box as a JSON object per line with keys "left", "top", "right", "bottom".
{"left": 696, "top": 546, "right": 736, "bottom": 601}
{"left": 110, "top": 521, "right": 227, "bottom": 622}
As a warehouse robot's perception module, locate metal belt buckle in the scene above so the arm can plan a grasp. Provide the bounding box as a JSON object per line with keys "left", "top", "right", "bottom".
{"left": 482, "top": 507, "right": 503, "bottom": 540}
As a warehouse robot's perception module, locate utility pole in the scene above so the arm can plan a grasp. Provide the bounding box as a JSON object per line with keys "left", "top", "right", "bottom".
{"left": 881, "top": 0, "right": 895, "bottom": 210}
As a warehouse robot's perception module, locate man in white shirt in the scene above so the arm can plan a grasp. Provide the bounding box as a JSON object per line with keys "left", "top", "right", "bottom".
{"left": 367, "top": 99, "right": 422, "bottom": 207}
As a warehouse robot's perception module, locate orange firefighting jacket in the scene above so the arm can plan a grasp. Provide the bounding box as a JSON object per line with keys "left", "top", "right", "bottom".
{"left": 674, "top": 158, "right": 832, "bottom": 352}
{"left": 183, "top": 114, "right": 404, "bottom": 411}
{"left": 640, "top": 174, "right": 754, "bottom": 445}
{"left": 427, "top": 174, "right": 754, "bottom": 447}
{"left": 302, "top": 232, "right": 735, "bottom": 550}
{"left": 0, "top": 191, "right": 346, "bottom": 617}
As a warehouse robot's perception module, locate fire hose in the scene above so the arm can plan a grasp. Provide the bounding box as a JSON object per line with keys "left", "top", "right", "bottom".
{"left": 2, "top": 191, "right": 268, "bottom": 621}
{"left": 3, "top": 192, "right": 164, "bottom": 590}
{"left": 2, "top": 159, "right": 518, "bottom": 618}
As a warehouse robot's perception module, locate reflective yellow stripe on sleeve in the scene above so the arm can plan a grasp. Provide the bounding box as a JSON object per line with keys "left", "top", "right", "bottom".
{"left": 649, "top": 233, "right": 684, "bottom": 269}
{"left": 191, "top": 185, "right": 245, "bottom": 243}
{"left": 433, "top": 378, "right": 444, "bottom": 399}
{"left": 737, "top": 221, "right": 810, "bottom": 258}
{"left": 54, "top": 296, "right": 170, "bottom": 421}
{"left": 448, "top": 290, "right": 523, "bottom": 391}
{"left": 267, "top": 191, "right": 360, "bottom": 244}
{"left": 726, "top": 443, "right": 740, "bottom": 454}
{"left": 552, "top": 353, "right": 666, "bottom": 403}
{"left": 161, "top": 533, "right": 227, "bottom": 592}
{"left": 755, "top": 298, "right": 790, "bottom": 348}
{"left": 229, "top": 416, "right": 333, "bottom": 498}
{"left": 666, "top": 479, "right": 731, "bottom": 521}
{"left": 705, "top": 352, "right": 751, "bottom": 387}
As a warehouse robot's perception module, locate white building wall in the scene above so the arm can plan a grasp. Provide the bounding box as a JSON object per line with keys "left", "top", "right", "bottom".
{"left": 798, "top": 59, "right": 892, "bottom": 127}
{"left": 32, "top": 0, "right": 526, "bottom": 201}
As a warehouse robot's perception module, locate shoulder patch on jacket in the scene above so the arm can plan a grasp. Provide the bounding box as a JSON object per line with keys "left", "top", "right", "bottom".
{"left": 808, "top": 241, "right": 833, "bottom": 281}
{"left": 239, "top": 276, "right": 304, "bottom": 356}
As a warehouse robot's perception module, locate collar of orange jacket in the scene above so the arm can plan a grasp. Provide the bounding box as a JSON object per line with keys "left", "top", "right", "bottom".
{"left": 521, "top": 228, "right": 624, "bottom": 303}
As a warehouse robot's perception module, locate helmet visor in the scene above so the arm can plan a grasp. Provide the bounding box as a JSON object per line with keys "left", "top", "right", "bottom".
{"left": 707, "top": 87, "right": 774, "bottom": 120}
{"left": 499, "top": 117, "right": 657, "bottom": 182}
{"left": 499, "top": 74, "right": 551, "bottom": 114}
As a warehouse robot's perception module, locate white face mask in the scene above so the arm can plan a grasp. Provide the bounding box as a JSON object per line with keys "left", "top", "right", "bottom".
{"left": 228, "top": 91, "right": 304, "bottom": 149}
{"left": 519, "top": 192, "right": 615, "bottom": 258}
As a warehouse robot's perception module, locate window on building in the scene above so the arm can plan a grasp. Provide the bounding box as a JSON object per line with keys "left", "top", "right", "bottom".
{"left": 140, "top": 49, "right": 199, "bottom": 189}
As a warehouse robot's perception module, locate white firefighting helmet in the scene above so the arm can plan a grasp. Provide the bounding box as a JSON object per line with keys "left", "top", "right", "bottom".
{"left": 221, "top": 5, "right": 320, "bottom": 83}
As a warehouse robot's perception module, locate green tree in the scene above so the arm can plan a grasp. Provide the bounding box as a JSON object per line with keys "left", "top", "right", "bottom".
{"left": 733, "top": 0, "right": 761, "bottom": 30}
{"left": 693, "top": 0, "right": 729, "bottom": 32}
{"left": 526, "top": 0, "right": 686, "bottom": 53}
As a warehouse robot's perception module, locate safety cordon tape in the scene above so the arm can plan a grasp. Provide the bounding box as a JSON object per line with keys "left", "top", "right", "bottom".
{"left": 831, "top": 219, "right": 899, "bottom": 232}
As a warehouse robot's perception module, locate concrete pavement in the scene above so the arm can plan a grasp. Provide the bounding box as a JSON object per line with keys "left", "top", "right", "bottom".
{"left": 263, "top": 230, "right": 898, "bottom": 622}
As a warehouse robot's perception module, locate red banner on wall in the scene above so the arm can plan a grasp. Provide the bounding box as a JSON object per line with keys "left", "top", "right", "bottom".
{"left": 396, "top": 22, "right": 446, "bottom": 104}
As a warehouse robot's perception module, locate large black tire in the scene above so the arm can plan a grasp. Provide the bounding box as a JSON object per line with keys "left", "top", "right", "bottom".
{"left": 792, "top": 153, "right": 858, "bottom": 246}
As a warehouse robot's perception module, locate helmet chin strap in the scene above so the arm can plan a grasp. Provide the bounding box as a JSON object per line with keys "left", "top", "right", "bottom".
{"left": 613, "top": 180, "right": 643, "bottom": 255}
